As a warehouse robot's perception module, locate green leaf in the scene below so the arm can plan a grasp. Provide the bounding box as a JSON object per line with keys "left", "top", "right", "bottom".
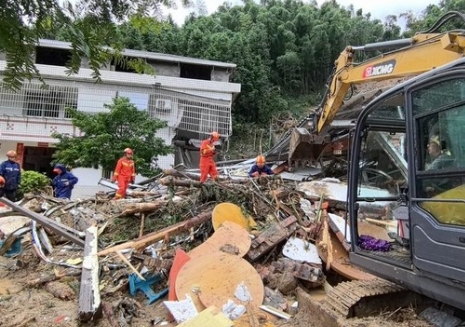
{"left": 52, "top": 96, "right": 173, "bottom": 177}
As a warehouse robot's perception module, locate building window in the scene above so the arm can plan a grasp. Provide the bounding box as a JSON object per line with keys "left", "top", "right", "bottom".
{"left": 25, "top": 92, "right": 60, "bottom": 118}
{"left": 35, "top": 47, "right": 72, "bottom": 67}
{"left": 180, "top": 63, "right": 211, "bottom": 81}
{"left": 118, "top": 91, "right": 149, "bottom": 111}
{"left": 23, "top": 85, "right": 78, "bottom": 119}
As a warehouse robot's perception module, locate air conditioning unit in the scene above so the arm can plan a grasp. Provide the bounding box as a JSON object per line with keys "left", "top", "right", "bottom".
{"left": 155, "top": 99, "right": 172, "bottom": 113}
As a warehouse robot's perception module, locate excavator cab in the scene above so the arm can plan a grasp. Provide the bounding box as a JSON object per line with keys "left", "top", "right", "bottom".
{"left": 347, "top": 58, "right": 465, "bottom": 311}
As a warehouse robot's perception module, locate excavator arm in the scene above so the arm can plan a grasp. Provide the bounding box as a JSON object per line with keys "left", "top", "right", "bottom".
{"left": 317, "top": 32, "right": 465, "bottom": 134}
{"left": 283, "top": 29, "right": 465, "bottom": 168}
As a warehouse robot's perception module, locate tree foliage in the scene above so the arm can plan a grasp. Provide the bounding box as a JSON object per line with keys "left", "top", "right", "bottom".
{"left": 6, "top": 0, "right": 463, "bottom": 127}
{"left": 52, "top": 97, "right": 173, "bottom": 177}
{"left": 1, "top": 0, "right": 190, "bottom": 91}
{"left": 19, "top": 170, "right": 51, "bottom": 194}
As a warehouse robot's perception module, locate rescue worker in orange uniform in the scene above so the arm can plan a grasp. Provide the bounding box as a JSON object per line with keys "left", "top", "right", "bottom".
{"left": 112, "top": 148, "right": 136, "bottom": 200}
{"left": 249, "top": 155, "right": 274, "bottom": 178}
{"left": 199, "top": 132, "right": 220, "bottom": 183}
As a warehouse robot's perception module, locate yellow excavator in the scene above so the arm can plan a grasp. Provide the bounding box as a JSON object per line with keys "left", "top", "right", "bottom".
{"left": 270, "top": 10, "right": 465, "bottom": 325}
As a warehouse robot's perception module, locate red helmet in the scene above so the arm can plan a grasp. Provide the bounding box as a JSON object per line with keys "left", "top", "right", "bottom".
{"left": 0, "top": 176, "right": 4, "bottom": 186}
{"left": 124, "top": 148, "right": 133, "bottom": 155}
{"left": 210, "top": 131, "right": 220, "bottom": 141}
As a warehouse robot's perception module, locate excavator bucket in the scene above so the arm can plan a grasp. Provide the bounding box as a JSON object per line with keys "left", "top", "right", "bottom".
{"left": 288, "top": 127, "right": 328, "bottom": 165}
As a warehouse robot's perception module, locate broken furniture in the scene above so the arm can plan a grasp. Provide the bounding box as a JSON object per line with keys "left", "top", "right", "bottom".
{"left": 129, "top": 272, "right": 169, "bottom": 305}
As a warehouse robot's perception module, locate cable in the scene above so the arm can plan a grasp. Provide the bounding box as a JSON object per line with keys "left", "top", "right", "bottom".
{"left": 421, "top": 11, "right": 465, "bottom": 34}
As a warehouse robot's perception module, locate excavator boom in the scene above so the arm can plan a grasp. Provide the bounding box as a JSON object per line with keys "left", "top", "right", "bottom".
{"left": 280, "top": 27, "right": 465, "bottom": 168}
{"left": 317, "top": 32, "right": 465, "bottom": 135}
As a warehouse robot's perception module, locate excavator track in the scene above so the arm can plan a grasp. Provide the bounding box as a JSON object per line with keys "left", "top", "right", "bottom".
{"left": 320, "top": 278, "right": 406, "bottom": 318}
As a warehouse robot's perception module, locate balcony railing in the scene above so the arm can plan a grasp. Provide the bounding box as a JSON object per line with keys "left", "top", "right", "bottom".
{"left": 0, "top": 80, "right": 233, "bottom": 139}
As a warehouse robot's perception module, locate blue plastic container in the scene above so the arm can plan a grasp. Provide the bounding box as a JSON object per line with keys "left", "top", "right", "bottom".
{"left": 0, "top": 237, "right": 23, "bottom": 257}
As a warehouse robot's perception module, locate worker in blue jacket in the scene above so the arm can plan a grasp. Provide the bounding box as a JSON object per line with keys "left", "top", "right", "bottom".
{"left": 0, "top": 150, "right": 21, "bottom": 201}
{"left": 248, "top": 155, "right": 274, "bottom": 178}
{"left": 52, "top": 164, "right": 78, "bottom": 199}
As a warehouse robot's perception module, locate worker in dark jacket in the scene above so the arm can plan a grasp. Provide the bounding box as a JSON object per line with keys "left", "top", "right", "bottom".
{"left": 0, "top": 150, "right": 21, "bottom": 201}
{"left": 52, "top": 163, "right": 78, "bottom": 199}
{"left": 248, "top": 155, "right": 274, "bottom": 178}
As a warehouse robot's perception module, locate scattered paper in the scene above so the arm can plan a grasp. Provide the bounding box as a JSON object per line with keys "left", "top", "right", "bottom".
{"left": 234, "top": 282, "right": 252, "bottom": 302}
{"left": 222, "top": 299, "right": 246, "bottom": 320}
{"left": 163, "top": 294, "right": 198, "bottom": 323}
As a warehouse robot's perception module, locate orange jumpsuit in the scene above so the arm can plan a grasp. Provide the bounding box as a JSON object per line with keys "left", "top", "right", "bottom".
{"left": 112, "top": 157, "right": 136, "bottom": 199}
{"left": 199, "top": 139, "right": 218, "bottom": 183}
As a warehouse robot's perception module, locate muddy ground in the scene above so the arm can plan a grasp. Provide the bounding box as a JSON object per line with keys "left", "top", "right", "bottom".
{"left": 0, "top": 252, "right": 432, "bottom": 327}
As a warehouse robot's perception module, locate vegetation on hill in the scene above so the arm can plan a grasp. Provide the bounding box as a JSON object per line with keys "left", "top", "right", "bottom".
{"left": 5, "top": 0, "right": 465, "bottom": 158}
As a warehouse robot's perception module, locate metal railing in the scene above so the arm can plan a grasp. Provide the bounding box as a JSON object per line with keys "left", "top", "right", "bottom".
{"left": 0, "top": 80, "right": 233, "bottom": 137}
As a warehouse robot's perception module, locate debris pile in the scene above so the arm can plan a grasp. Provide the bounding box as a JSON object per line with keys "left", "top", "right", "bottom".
{"left": 0, "top": 168, "right": 396, "bottom": 327}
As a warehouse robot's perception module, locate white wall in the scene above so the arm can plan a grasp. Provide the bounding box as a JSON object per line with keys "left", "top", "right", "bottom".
{"left": 71, "top": 167, "right": 103, "bottom": 185}
{"left": 0, "top": 69, "right": 238, "bottom": 186}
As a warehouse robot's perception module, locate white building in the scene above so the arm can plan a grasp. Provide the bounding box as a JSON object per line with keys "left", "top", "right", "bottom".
{"left": 0, "top": 39, "right": 241, "bottom": 190}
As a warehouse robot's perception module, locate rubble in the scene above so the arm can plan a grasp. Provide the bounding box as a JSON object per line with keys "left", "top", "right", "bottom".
{"left": 0, "top": 166, "right": 415, "bottom": 327}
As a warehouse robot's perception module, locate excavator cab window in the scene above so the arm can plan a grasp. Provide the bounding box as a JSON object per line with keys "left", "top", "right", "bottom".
{"left": 357, "top": 93, "right": 408, "bottom": 197}
{"left": 348, "top": 92, "right": 411, "bottom": 260}
{"left": 412, "top": 77, "right": 465, "bottom": 227}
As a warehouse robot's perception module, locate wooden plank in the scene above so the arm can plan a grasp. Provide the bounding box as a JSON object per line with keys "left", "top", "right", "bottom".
{"left": 246, "top": 216, "right": 298, "bottom": 261}
{"left": 0, "top": 197, "right": 85, "bottom": 247}
{"left": 98, "top": 211, "right": 213, "bottom": 256}
{"left": 78, "top": 225, "right": 102, "bottom": 322}
{"left": 317, "top": 229, "right": 376, "bottom": 281}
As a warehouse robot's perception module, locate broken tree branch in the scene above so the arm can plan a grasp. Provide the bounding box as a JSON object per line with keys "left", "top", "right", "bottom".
{"left": 97, "top": 210, "right": 213, "bottom": 256}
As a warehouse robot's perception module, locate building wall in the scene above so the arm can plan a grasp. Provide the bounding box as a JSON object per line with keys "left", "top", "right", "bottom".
{"left": 0, "top": 46, "right": 240, "bottom": 190}
{"left": 211, "top": 68, "right": 230, "bottom": 82}
{"left": 149, "top": 62, "right": 180, "bottom": 77}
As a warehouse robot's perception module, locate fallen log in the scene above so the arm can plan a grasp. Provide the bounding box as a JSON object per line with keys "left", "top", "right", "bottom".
{"left": 161, "top": 172, "right": 251, "bottom": 185}
{"left": 121, "top": 196, "right": 184, "bottom": 216}
{"left": 27, "top": 270, "right": 81, "bottom": 287}
{"left": 97, "top": 210, "right": 213, "bottom": 256}
{"left": 122, "top": 201, "right": 166, "bottom": 216}
{"left": 78, "top": 225, "right": 102, "bottom": 322}
{"left": 159, "top": 176, "right": 203, "bottom": 188}
{"left": 128, "top": 191, "right": 162, "bottom": 198}
{"left": 163, "top": 168, "right": 202, "bottom": 181}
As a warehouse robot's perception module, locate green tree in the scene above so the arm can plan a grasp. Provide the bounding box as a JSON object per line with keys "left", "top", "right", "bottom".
{"left": 18, "top": 171, "right": 52, "bottom": 199}
{"left": 52, "top": 97, "right": 173, "bottom": 177}
{"left": 1, "top": 0, "right": 190, "bottom": 91}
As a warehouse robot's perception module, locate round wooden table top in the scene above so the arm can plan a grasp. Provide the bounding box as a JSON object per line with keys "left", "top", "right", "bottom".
{"left": 212, "top": 202, "right": 257, "bottom": 231}
{"left": 175, "top": 251, "right": 264, "bottom": 309}
{"left": 188, "top": 221, "right": 252, "bottom": 259}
